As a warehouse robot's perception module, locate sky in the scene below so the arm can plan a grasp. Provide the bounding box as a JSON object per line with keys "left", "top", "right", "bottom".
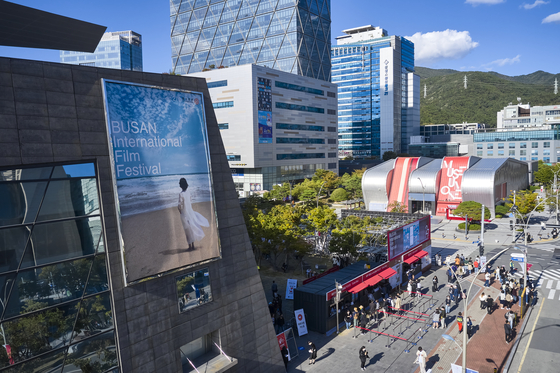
{"left": 1, "top": 0, "right": 559, "bottom": 77}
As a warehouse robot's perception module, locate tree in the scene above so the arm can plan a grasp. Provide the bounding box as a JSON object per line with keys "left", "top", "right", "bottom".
{"left": 506, "top": 190, "right": 545, "bottom": 222}
{"left": 312, "top": 169, "right": 340, "bottom": 196}
{"left": 340, "top": 168, "right": 365, "bottom": 199}
{"left": 303, "top": 205, "right": 338, "bottom": 252}
{"left": 533, "top": 161, "right": 554, "bottom": 185}
{"left": 382, "top": 151, "right": 397, "bottom": 161}
{"left": 452, "top": 201, "right": 491, "bottom": 221}
{"left": 387, "top": 200, "right": 408, "bottom": 213}
{"left": 328, "top": 229, "right": 359, "bottom": 256}
{"left": 330, "top": 188, "right": 348, "bottom": 202}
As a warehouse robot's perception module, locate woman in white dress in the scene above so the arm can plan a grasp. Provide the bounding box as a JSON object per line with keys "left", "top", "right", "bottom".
{"left": 178, "top": 178, "right": 209, "bottom": 249}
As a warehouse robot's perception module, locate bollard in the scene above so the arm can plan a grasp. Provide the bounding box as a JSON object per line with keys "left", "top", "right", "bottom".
{"left": 417, "top": 327, "right": 423, "bottom": 339}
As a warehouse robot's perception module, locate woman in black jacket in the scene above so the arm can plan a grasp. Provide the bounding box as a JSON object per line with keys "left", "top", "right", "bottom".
{"left": 359, "top": 346, "right": 369, "bottom": 371}
{"left": 308, "top": 341, "right": 317, "bottom": 365}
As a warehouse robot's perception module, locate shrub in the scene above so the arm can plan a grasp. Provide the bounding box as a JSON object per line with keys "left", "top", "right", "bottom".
{"left": 458, "top": 222, "right": 481, "bottom": 230}
{"left": 495, "top": 214, "right": 502, "bottom": 219}
{"left": 330, "top": 188, "right": 349, "bottom": 202}
{"left": 495, "top": 205, "right": 509, "bottom": 216}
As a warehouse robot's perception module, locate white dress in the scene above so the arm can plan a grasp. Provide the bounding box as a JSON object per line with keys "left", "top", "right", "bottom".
{"left": 178, "top": 188, "right": 209, "bottom": 244}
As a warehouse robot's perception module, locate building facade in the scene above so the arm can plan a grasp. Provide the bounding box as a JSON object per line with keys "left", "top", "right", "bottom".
{"left": 60, "top": 31, "right": 143, "bottom": 71}
{"left": 0, "top": 57, "right": 284, "bottom": 373}
{"left": 497, "top": 103, "right": 560, "bottom": 130}
{"left": 170, "top": 0, "right": 332, "bottom": 81}
{"left": 331, "top": 26, "right": 420, "bottom": 158}
{"left": 190, "top": 63, "right": 338, "bottom": 194}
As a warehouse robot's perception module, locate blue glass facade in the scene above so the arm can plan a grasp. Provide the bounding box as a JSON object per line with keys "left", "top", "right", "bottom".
{"left": 332, "top": 32, "right": 415, "bottom": 158}
{"left": 60, "top": 31, "right": 142, "bottom": 71}
{"left": 170, "top": 0, "right": 331, "bottom": 81}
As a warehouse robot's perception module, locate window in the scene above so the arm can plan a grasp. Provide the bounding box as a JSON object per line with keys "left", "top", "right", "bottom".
{"left": 477, "top": 151, "right": 483, "bottom": 156}
{"left": 275, "top": 102, "right": 324, "bottom": 113}
{"left": 520, "top": 142, "right": 527, "bottom": 149}
{"left": 276, "top": 153, "right": 325, "bottom": 160}
{"left": 226, "top": 155, "right": 241, "bottom": 161}
{"left": 176, "top": 267, "right": 212, "bottom": 313}
{"left": 328, "top": 139, "right": 337, "bottom": 144}
{"left": 487, "top": 150, "right": 493, "bottom": 156}
{"left": 487, "top": 144, "right": 493, "bottom": 149}
{"left": 531, "top": 149, "right": 538, "bottom": 156}
{"left": 520, "top": 150, "right": 527, "bottom": 156}
{"left": 544, "top": 142, "right": 551, "bottom": 148}
{"left": 276, "top": 123, "right": 324, "bottom": 131}
{"left": 218, "top": 123, "right": 229, "bottom": 130}
{"left": 327, "top": 109, "right": 336, "bottom": 115}
{"left": 328, "top": 127, "right": 337, "bottom": 132}
{"left": 213, "top": 101, "right": 233, "bottom": 109}
{"left": 498, "top": 143, "right": 504, "bottom": 149}
{"left": 544, "top": 157, "right": 551, "bottom": 163}
{"left": 0, "top": 162, "right": 117, "bottom": 372}
{"left": 327, "top": 91, "right": 336, "bottom": 98}
{"left": 477, "top": 144, "right": 483, "bottom": 150}
{"left": 207, "top": 80, "right": 227, "bottom": 88}
{"left": 498, "top": 150, "right": 504, "bottom": 156}
{"left": 509, "top": 150, "right": 515, "bottom": 156}
{"left": 276, "top": 138, "right": 324, "bottom": 144}
{"left": 275, "top": 81, "right": 324, "bottom": 95}
{"left": 544, "top": 149, "right": 551, "bottom": 155}
{"left": 509, "top": 143, "right": 516, "bottom": 149}
{"left": 328, "top": 163, "right": 337, "bottom": 169}
{"left": 532, "top": 142, "right": 539, "bottom": 148}
{"left": 328, "top": 152, "right": 337, "bottom": 158}
{"left": 532, "top": 157, "right": 538, "bottom": 161}
{"left": 520, "top": 157, "right": 527, "bottom": 161}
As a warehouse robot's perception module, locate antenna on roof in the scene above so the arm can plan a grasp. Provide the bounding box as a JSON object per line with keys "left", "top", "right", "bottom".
{"left": 555, "top": 78, "right": 558, "bottom": 95}
{"left": 424, "top": 84, "right": 427, "bottom": 98}
{"left": 464, "top": 75, "right": 467, "bottom": 89}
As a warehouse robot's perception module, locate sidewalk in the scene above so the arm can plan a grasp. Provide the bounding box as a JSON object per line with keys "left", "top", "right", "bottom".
{"left": 416, "top": 271, "right": 523, "bottom": 373}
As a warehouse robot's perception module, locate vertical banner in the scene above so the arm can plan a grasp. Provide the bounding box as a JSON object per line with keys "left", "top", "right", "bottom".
{"left": 102, "top": 80, "right": 221, "bottom": 285}
{"left": 294, "top": 309, "right": 308, "bottom": 336}
{"left": 285, "top": 279, "right": 297, "bottom": 300}
{"left": 379, "top": 47, "right": 394, "bottom": 154}
{"left": 257, "top": 77, "right": 272, "bottom": 143}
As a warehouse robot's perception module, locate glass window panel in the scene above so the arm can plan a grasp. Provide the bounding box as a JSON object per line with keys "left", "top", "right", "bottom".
{"left": 72, "top": 292, "right": 113, "bottom": 343}
{"left": 179, "top": 0, "right": 195, "bottom": 13}
{"left": 65, "top": 330, "right": 117, "bottom": 373}
{"left": 0, "top": 272, "right": 16, "bottom": 317}
{"left": 53, "top": 163, "right": 95, "bottom": 179}
{"left": 4, "top": 258, "right": 94, "bottom": 319}
{"left": 0, "top": 167, "right": 52, "bottom": 181}
{"left": 2, "top": 301, "right": 79, "bottom": 366}
{"left": 0, "top": 226, "right": 30, "bottom": 273}
{"left": 194, "top": 0, "right": 210, "bottom": 9}
{"left": 20, "top": 217, "right": 100, "bottom": 269}
{"left": 1, "top": 348, "right": 66, "bottom": 373}
{"left": 84, "top": 255, "right": 109, "bottom": 296}
{"left": 0, "top": 181, "right": 48, "bottom": 227}
{"left": 36, "top": 178, "right": 99, "bottom": 222}
{"left": 176, "top": 267, "right": 213, "bottom": 313}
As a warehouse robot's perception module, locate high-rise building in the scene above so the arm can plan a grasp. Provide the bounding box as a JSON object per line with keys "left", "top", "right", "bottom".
{"left": 170, "top": 0, "right": 332, "bottom": 81}
{"left": 497, "top": 102, "right": 560, "bottom": 130}
{"left": 60, "top": 31, "right": 143, "bottom": 71}
{"left": 331, "top": 26, "right": 420, "bottom": 158}
{"left": 190, "top": 63, "right": 338, "bottom": 194}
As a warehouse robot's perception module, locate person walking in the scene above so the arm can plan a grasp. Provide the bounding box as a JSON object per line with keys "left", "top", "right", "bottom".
{"left": 275, "top": 313, "right": 285, "bottom": 334}
{"left": 499, "top": 290, "right": 506, "bottom": 310}
{"left": 360, "top": 312, "right": 368, "bottom": 335}
{"left": 416, "top": 346, "right": 428, "bottom": 373}
{"left": 484, "top": 271, "right": 491, "bottom": 287}
{"left": 281, "top": 346, "right": 289, "bottom": 370}
{"left": 432, "top": 276, "right": 439, "bottom": 292}
{"left": 432, "top": 309, "right": 440, "bottom": 329}
{"left": 359, "top": 346, "right": 369, "bottom": 371}
{"left": 466, "top": 317, "right": 473, "bottom": 338}
{"left": 457, "top": 312, "right": 464, "bottom": 334}
{"left": 272, "top": 281, "right": 278, "bottom": 298}
{"left": 486, "top": 295, "right": 494, "bottom": 314}
{"left": 308, "top": 341, "right": 317, "bottom": 364}
{"left": 440, "top": 306, "right": 447, "bottom": 328}
{"left": 449, "top": 285, "right": 455, "bottom": 302}
{"left": 445, "top": 295, "right": 451, "bottom": 314}
{"left": 504, "top": 320, "right": 512, "bottom": 344}
{"left": 479, "top": 292, "right": 487, "bottom": 310}
{"left": 353, "top": 307, "right": 359, "bottom": 329}
{"left": 454, "top": 285, "right": 460, "bottom": 306}
{"left": 344, "top": 310, "right": 352, "bottom": 330}
{"left": 474, "top": 259, "right": 479, "bottom": 274}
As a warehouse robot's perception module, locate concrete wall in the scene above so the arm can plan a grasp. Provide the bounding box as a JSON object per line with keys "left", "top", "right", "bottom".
{"left": 0, "top": 57, "right": 284, "bottom": 373}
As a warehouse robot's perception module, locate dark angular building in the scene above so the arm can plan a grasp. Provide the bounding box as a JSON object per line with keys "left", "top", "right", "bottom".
{"left": 0, "top": 57, "right": 285, "bottom": 373}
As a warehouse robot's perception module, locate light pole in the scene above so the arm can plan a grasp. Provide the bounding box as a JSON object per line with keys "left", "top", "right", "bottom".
{"left": 335, "top": 281, "right": 342, "bottom": 334}
{"left": 417, "top": 177, "right": 426, "bottom": 214}
{"left": 553, "top": 170, "right": 560, "bottom": 224}
{"left": 316, "top": 181, "right": 327, "bottom": 209}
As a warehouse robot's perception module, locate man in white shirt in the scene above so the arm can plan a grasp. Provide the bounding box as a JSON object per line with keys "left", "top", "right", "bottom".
{"left": 416, "top": 346, "right": 428, "bottom": 373}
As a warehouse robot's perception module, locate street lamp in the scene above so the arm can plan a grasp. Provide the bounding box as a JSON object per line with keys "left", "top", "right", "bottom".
{"left": 417, "top": 177, "right": 426, "bottom": 214}
{"left": 335, "top": 281, "right": 342, "bottom": 334}
{"left": 316, "top": 180, "right": 327, "bottom": 209}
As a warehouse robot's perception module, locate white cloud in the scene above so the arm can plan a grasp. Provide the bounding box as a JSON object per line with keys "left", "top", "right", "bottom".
{"left": 521, "top": 1, "right": 549, "bottom": 10}
{"left": 465, "top": 0, "right": 504, "bottom": 5}
{"left": 543, "top": 12, "right": 560, "bottom": 23}
{"left": 406, "top": 30, "right": 479, "bottom": 65}
{"left": 484, "top": 54, "right": 521, "bottom": 67}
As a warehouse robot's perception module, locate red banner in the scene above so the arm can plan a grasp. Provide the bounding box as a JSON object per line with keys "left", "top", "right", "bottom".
{"left": 437, "top": 157, "right": 469, "bottom": 214}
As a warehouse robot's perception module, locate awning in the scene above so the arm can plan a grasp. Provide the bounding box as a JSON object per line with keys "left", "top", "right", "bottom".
{"left": 349, "top": 282, "right": 369, "bottom": 294}
{"left": 349, "top": 274, "right": 384, "bottom": 294}
{"left": 414, "top": 250, "right": 429, "bottom": 259}
{"left": 378, "top": 268, "right": 397, "bottom": 279}
{"left": 403, "top": 256, "right": 418, "bottom": 264}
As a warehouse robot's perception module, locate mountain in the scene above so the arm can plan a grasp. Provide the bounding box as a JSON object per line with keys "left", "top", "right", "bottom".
{"left": 416, "top": 67, "right": 560, "bottom": 127}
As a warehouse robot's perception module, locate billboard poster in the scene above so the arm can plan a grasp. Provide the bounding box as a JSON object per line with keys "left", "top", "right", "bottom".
{"left": 387, "top": 216, "right": 431, "bottom": 261}
{"left": 258, "top": 110, "right": 272, "bottom": 143}
{"left": 285, "top": 279, "right": 297, "bottom": 300}
{"left": 294, "top": 309, "right": 308, "bottom": 336}
{"left": 102, "top": 80, "right": 221, "bottom": 285}
{"left": 437, "top": 157, "right": 469, "bottom": 214}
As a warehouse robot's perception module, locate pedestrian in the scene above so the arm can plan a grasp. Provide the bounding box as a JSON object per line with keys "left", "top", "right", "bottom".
{"left": 360, "top": 312, "right": 368, "bottom": 335}
{"left": 449, "top": 285, "right": 455, "bottom": 301}
{"left": 344, "top": 310, "right": 352, "bottom": 330}
{"left": 509, "top": 259, "right": 515, "bottom": 274}
{"left": 506, "top": 310, "right": 515, "bottom": 330}
{"left": 432, "top": 276, "right": 439, "bottom": 292}
{"left": 394, "top": 293, "right": 402, "bottom": 313}
{"left": 486, "top": 296, "right": 493, "bottom": 314}
{"left": 457, "top": 312, "right": 464, "bottom": 334}
{"left": 308, "top": 341, "right": 317, "bottom": 364}
{"left": 474, "top": 259, "right": 479, "bottom": 274}
{"left": 447, "top": 267, "right": 453, "bottom": 283}
{"left": 505, "top": 292, "right": 513, "bottom": 310}
{"left": 445, "top": 295, "right": 451, "bottom": 314}
{"left": 454, "top": 285, "right": 460, "bottom": 306}
{"left": 281, "top": 346, "right": 289, "bottom": 369}
{"left": 433, "top": 309, "right": 440, "bottom": 329}
{"left": 466, "top": 317, "right": 473, "bottom": 338}
{"left": 272, "top": 280, "right": 278, "bottom": 298}
{"left": 408, "top": 280, "right": 413, "bottom": 297}
{"left": 275, "top": 313, "right": 285, "bottom": 334}
{"left": 504, "top": 320, "right": 512, "bottom": 344}
{"left": 416, "top": 346, "right": 428, "bottom": 373}
{"left": 440, "top": 306, "right": 447, "bottom": 328}
{"left": 353, "top": 307, "right": 359, "bottom": 328}
{"left": 484, "top": 271, "right": 491, "bottom": 287}
{"left": 499, "top": 291, "right": 506, "bottom": 310}
{"left": 479, "top": 292, "right": 487, "bottom": 310}
{"left": 359, "top": 346, "right": 369, "bottom": 370}
{"left": 437, "top": 254, "right": 442, "bottom": 266}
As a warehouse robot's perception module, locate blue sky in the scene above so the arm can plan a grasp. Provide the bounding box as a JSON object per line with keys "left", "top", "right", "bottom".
{"left": 1, "top": 0, "right": 559, "bottom": 76}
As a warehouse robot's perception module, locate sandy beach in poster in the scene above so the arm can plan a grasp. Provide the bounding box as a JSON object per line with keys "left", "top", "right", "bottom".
{"left": 121, "top": 200, "right": 219, "bottom": 282}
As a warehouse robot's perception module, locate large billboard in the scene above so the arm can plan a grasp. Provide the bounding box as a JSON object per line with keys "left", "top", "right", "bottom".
{"left": 436, "top": 157, "right": 469, "bottom": 214}
{"left": 257, "top": 77, "right": 272, "bottom": 143}
{"left": 102, "top": 80, "right": 220, "bottom": 285}
{"left": 387, "top": 216, "right": 430, "bottom": 261}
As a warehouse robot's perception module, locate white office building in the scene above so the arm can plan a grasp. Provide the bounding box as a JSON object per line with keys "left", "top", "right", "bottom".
{"left": 190, "top": 64, "right": 338, "bottom": 196}
{"left": 497, "top": 103, "right": 560, "bottom": 130}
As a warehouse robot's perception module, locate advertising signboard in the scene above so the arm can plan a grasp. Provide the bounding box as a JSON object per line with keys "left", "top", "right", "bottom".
{"left": 387, "top": 216, "right": 431, "bottom": 261}
{"left": 257, "top": 77, "right": 272, "bottom": 143}
{"left": 286, "top": 279, "right": 297, "bottom": 300}
{"left": 437, "top": 157, "right": 469, "bottom": 214}
{"left": 276, "top": 331, "right": 290, "bottom": 361}
{"left": 294, "top": 309, "right": 308, "bottom": 336}
{"left": 102, "top": 80, "right": 221, "bottom": 285}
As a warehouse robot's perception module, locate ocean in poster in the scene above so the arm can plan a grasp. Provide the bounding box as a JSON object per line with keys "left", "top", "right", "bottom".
{"left": 116, "top": 173, "right": 212, "bottom": 217}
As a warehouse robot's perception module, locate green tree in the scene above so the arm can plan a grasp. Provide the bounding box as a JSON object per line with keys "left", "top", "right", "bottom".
{"left": 533, "top": 161, "right": 554, "bottom": 185}
{"left": 387, "top": 200, "right": 408, "bottom": 213}
{"left": 303, "top": 205, "right": 338, "bottom": 251}
{"left": 312, "top": 169, "right": 340, "bottom": 196}
{"left": 328, "top": 229, "right": 359, "bottom": 256}
{"left": 506, "top": 190, "right": 545, "bottom": 222}
{"left": 340, "top": 168, "right": 365, "bottom": 199}
{"left": 452, "top": 201, "right": 491, "bottom": 221}
{"left": 382, "top": 151, "right": 397, "bottom": 161}
{"left": 330, "top": 188, "right": 348, "bottom": 202}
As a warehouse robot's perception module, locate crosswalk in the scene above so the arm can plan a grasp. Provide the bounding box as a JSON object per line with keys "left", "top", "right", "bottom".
{"left": 512, "top": 268, "right": 560, "bottom": 281}
{"left": 512, "top": 271, "right": 560, "bottom": 300}
{"left": 526, "top": 243, "right": 559, "bottom": 253}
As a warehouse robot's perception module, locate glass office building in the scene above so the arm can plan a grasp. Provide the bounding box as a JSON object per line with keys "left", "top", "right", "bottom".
{"left": 332, "top": 26, "right": 420, "bottom": 158}
{"left": 170, "top": 0, "right": 332, "bottom": 81}
{"left": 60, "top": 31, "right": 143, "bottom": 71}
{"left": 0, "top": 162, "right": 117, "bottom": 372}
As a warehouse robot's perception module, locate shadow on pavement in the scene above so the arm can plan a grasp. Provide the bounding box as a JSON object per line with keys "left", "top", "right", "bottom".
{"left": 315, "top": 347, "right": 335, "bottom": 363}
{"left": 426, "top": 353, "right": 440, "bottom": 370}
{"left": 368, "top": 352, "right": 384, "bottom": 365}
